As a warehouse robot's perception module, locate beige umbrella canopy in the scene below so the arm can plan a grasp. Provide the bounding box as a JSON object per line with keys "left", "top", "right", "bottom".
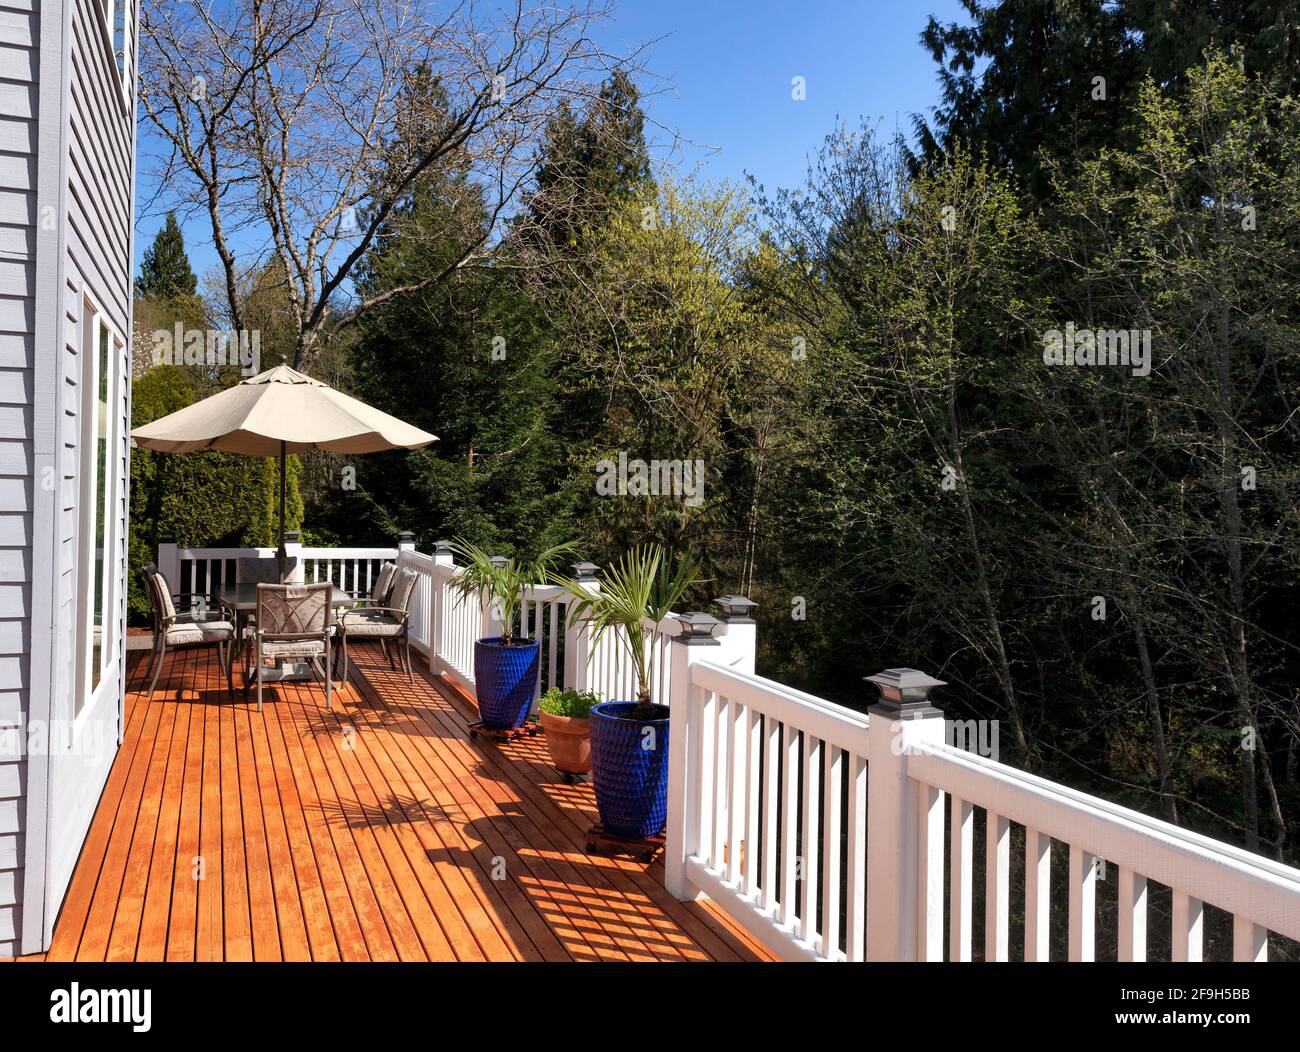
{"left": 131, "top": 362, "right": 437, "bottom": 455}
{"left": 131, "top": 362, "right": 437, "bottom": 568}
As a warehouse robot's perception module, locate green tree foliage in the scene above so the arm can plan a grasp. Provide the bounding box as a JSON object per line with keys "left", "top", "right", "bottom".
{"left": 548, "top": 177, "right": 799, "bottom": 585}
{"left": 1031, "top": 54, "right": 1300, "bottom": 851}
{"left": 914, "top": 1, "right": 1300, "bottom": 198}
{"left": 751, "top": 54, "right": 1300, "bottom": 859}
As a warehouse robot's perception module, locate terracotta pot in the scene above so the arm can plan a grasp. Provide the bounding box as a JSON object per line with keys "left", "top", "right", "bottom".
{"left": 539, "top": 711, "right": 591, "bottom": 773}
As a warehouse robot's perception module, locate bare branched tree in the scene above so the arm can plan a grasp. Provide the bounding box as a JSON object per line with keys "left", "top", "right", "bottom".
{"left": 139, "top": 0, "right": 634, "bottom": 369}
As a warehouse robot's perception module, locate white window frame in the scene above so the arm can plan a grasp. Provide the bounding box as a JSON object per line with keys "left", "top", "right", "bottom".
{"left": 96, "top": 0, "right": 135, "bottom": 107}
{"left": 73, "top": 298, "right": 122, "bottom": 721}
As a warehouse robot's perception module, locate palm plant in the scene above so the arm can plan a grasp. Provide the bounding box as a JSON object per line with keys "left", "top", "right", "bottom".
{"left": 447, "top": 538, "right": 576, "bottom": 645}
{"left": 563, "top": 544, "right": 703, "bottom": 720}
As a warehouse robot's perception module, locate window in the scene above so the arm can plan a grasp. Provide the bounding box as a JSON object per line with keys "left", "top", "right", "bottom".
{"left": 75, "top": 304, "right": 120, "bottom": 714}
{"left": 91, "top": 323, "right": 111, "bottom": 689}
{"left": 97, "top": 0, "right": 134, "bottom": 97}
{"left": 113, "top": 1, "right": 131, "bottom": 81}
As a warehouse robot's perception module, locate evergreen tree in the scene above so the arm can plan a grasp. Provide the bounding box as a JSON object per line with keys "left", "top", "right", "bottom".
{"left": 135, "top": 212, "right": 199, "bottom": 300}
{"left": 524, "top": 68, "right": 651, "bottom": 251}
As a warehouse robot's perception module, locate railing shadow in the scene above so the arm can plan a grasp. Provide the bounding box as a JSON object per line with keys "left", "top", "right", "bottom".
{"left": 435, "top": 812, "right": 692, "bottom": 962}
{"left": 315, "top": 790, "right": 452, "bottom": 829}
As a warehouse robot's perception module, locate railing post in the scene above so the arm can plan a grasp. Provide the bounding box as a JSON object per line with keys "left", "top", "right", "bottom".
{"left": 713, "top": 595, "right": 757, "bottom": 674}
{"left": 563, "top": 561, "right": 600, "bottom": 692}
{"left": 157, "top": 536, "right": 180, "bottom": 592}
{"left": 664, "top": 616, "right": 722, "bottom": 901}
{"left": 865, "top": 668, "right": 947, "bottom": 961}
{"left": 397, "top": 530, "right": 416, "bottom": 557}
{"left": 431, "top": 541, "right": 454, "bottom": 674}
{"left": 283, "top": 529, "right": 304, "bottom": 583}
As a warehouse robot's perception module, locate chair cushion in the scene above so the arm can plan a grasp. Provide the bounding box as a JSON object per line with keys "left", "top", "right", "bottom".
{"left": 389, "top": 568, "right": 418, "bottom": 614}
{"left": 340, "top": 611, "right": 403, "bottom": 637}
{"left": 148, "top": 571, "right": 176, "bottom": 620}
{"left": 371, "top": 562, "right": 398, "bottom": 605}
{"left": 165, "top": 620, "right": 234, "bottom": 646}
{"left": 255, "top": 638, "right": 329, "bottom": 659}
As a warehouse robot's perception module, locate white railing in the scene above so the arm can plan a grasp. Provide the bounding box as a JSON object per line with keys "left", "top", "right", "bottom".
{"left": 158, "top": 538, "right": 399, "bottom": 598}
{"left": 666, "top": 654, "right": 868, "bottom": 961}
{"left": 518, "top": 584, "right": 569, "bottom": 700}
{"left": 663, "top": 657, "right": 1300, "bottom": 963}
{"left": 301, "top": 546, "right": 401, "bottom": 595}
{"left": 395, "top": 547, "right": 438, "bottom": 665}
{"left": 907, "top": 738, "right": 1300, "bottom": 962}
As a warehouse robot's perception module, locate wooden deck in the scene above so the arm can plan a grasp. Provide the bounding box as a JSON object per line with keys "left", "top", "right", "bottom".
{"left": 37, "top": 643, "right": 772, "bottom": 962}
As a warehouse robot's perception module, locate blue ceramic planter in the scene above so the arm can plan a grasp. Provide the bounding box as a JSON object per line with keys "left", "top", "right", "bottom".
{"left": 474, "top": 638, "right": 540, "bottom": 729}
{"left": 588, "top": 701, "right": 670, "bottom": 839}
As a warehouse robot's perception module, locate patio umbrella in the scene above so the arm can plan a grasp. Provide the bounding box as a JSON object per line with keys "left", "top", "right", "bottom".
{"left": 131, "top": 361, "right": 437, "bottom": 574}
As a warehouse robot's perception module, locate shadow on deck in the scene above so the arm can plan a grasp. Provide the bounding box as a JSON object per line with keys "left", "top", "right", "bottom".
{"left": 40, "top": 642, "right": 771, "bottom": 962}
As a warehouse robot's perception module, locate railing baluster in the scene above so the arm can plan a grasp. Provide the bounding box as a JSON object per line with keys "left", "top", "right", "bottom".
{"left": 780, "top": 722, "right": 798, "bottom": 928}
{"left": 821, "top": 744, "right": 843, "bottom": 958}
{"left": 547, "top": 602, "right": 559, "bottom": 691}
{"left": 986, "top": 810, "right": 1010, "bottom": 961}
{"left": 762, "top": 716, "right": 780, "bottom": 913}
{"left": 531, "top": 599, "right": 542, "bottom": 700}
{"left": 744, "top": 706, "right": 761, "bottom": 898}
{"left": 1232, "top": 916, "right": 1267, "bottom": 962}
{"left": 950, "top": 795, "right": 974, "bottom": 961}
{"left": 697, "top": 688, "right": 716, "bottom": 871}
{"left": 1117, "top": 866, "right": 1146, "bottom": 962}
{"left": 1024, "top": 826, "right": 1051, "bottom": 962}
{"left": 800, "top": 733, "right": 821, "bottom": 946}
{"left": 1171, "top": 890, "right": 1203, "bottom": 962}
{"left": 727, "top": 697, "right": 746, "bottom": 886}
{"left": 844, "top": 752, "right": 866, "bottom": 962}
{"left": 1068, "top": 844, "right": 1098, "bottom": 961}
{"left": 712, "top": 696, "right": 729, "bottom": 871}
{"left": 918, "top": 779, "right": 944, "bottom": 962}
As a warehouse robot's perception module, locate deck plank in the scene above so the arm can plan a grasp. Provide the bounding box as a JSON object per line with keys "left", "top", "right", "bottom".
{"left": 37, "top": 642, "right": 771, "bottom": 962}
{"left": 239, "top": 696, "right": 313, "bottom": 961}
{"left": 165, "top": 669, "right": 206, "bottom": 961}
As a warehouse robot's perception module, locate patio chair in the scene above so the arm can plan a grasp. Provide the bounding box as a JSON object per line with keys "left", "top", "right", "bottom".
{"left": 337, "top": 567, "right": 418, "bottom": 683}
{"left": 244, "top": 582, "right": 335, "bottom": 711}
{"left": 140, "top": 563, "right": 236, "bottom": 700}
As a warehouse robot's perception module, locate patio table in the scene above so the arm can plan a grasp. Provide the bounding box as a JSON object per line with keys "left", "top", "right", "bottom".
{"left": 215, "top": 583, "right": 353, "bottom": 685}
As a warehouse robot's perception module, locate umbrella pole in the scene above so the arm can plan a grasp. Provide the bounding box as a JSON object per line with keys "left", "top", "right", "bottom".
{"left": 276, "top": 440, "right": 287, "bottom": 580}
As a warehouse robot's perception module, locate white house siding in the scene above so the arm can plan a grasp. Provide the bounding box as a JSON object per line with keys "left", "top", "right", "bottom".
{"left": 3, "top": 0, "right": 135, "bottom": 955}
{"left": 0, "top": 0, "right": 38, "bottom": 960}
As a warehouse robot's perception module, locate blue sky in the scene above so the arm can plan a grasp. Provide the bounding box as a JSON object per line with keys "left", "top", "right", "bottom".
{"left": 135, "top": 0, "right": 968, "bottom": 281}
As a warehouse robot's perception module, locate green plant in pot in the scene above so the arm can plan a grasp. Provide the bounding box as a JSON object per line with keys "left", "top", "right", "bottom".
{"left": 564, "top": 545, "right": 703, "bottom": 839}
{"left": 448, "top": 538, "right": 575, "bottom": 729}
{"left": 538, "top": 687, "right": 602, "bottom": 777}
